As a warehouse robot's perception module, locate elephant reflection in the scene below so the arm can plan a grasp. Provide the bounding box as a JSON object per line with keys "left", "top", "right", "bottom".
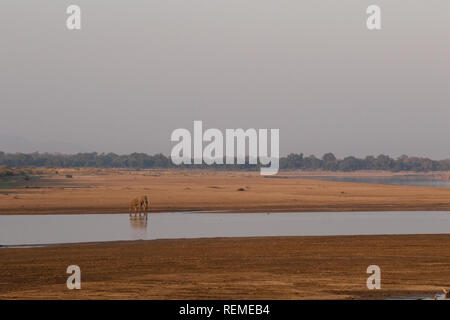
{"left": 129, "top": 212, "right": 148, "bottom": 229}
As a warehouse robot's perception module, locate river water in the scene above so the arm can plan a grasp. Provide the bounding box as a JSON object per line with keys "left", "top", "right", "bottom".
{"left": 304, "top": 175, "right": 450, "bottom": 188}
{"left": 1, "top": 211, "right": 450, "bottom": 246}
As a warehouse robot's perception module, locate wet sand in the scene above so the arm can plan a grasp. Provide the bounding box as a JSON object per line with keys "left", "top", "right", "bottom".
{"left": 1, "top": 234, "right": 450, "bottom": 299}
{"left": 1, "top": 169, "right": 450, "bottom": 214}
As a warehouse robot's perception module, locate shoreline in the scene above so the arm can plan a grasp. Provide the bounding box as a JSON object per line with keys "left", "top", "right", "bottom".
{"left": 1, "top": 234, "right": 449, "bottom": 300}
{"left": 1, "top": 169, "right": 450, "bottom": 215}
{"left": 2, "top": 207, "right": 450, "bottom": 215}
{"left": 2, "top": 231, "right": 450, "bottom": 249}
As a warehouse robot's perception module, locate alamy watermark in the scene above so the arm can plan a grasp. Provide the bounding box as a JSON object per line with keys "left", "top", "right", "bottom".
{"left": 170, "top": 121, "right": 280, "bottom": 175}
{"left": 366, "top": 265, "right": 381, "bottom": 290}
{"left": 66, "top": 5, "right": 81, "bottom": 30}
{"left": 65, "top": 5, "right": 381, "bottom": 31}
{"left": 66, "top": 265, "right": 81, "bottom": 290}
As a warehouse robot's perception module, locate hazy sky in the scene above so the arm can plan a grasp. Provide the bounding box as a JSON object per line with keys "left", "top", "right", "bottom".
{"left": 1, "top": 1, "right": 449, "bottom": 158}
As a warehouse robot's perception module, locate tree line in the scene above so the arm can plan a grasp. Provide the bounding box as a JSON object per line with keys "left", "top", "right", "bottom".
{"left": 0, "top": 151, "right": 449, "bottom": 172}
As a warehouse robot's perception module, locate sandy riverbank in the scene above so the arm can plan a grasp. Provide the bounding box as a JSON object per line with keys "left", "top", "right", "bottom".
{"left": 1, "top": 234, "right": 449, "bottom": 299}
{"left": 1, "top": 169, "right": 450, "bottom": 214}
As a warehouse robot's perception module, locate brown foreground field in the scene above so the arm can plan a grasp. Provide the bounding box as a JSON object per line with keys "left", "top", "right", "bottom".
{"left": 1, "top": 234, "right": 450, "bottom": 299}
{"left": 1, "top": 168, "right": 450, "bottom": 214}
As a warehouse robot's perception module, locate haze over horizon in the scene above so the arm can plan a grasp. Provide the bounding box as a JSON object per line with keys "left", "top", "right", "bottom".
{"left": 1, "top": 1, "right": 449, "bottom": 159}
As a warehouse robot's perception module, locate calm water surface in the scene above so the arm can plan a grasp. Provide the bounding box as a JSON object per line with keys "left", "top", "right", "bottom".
{"left": 306, "top": 175, "right": 450, "bottom": 188}
{"left": 1, "top": 211, "right": 450, "bottom": 246}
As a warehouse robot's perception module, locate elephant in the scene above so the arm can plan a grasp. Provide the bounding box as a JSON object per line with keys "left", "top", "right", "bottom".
{"left": 129, "top": 195, "right": 149, "bottom": 216}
